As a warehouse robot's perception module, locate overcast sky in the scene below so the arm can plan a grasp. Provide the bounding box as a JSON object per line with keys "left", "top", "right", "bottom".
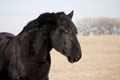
{"left": 0, "top": 0, "right": 120, "bottom": 34}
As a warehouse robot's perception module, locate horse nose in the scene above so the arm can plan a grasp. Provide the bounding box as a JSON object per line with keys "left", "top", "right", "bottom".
{"left": 75, "top": 55, "right": 82, "bottom": 61}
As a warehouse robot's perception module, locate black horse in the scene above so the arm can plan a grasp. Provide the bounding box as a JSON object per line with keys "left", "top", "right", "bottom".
{"left": 0, "top": 11, "right": 82, "bottom": 80}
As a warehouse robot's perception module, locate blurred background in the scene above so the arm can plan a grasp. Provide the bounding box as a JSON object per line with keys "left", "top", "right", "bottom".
{"left": 0, "top": 0, "right": 120, "bottom": 35}
{"left": 0, "top": 0, "right": 120, "bottom": 80}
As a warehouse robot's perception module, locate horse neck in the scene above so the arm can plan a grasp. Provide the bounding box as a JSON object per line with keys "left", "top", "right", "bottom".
{"left": 17, "top": 25, "right": 53, "bottom": 61}
{"left": 4, "top": 26, "right": 52, "bottom": 80}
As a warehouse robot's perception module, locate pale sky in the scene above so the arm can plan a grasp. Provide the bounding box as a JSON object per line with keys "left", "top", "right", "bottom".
{"left": 0, "top": 0, "right": 120, "bottom": 34}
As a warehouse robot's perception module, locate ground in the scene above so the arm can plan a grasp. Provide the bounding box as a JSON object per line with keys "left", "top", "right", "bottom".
{"left": 49, "top": 35, "right": 120, "bottom": 80}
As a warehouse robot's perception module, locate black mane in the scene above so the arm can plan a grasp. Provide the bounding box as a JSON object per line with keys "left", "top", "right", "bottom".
{"left": 23, "top": 13, "right": 54, "bottom": 31}
{"left": 22, "top": 12, "right": 67, "bottom": 32}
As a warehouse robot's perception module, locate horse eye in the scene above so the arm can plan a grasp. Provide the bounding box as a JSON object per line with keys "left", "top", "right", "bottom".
{"left": 64, "top": 30, "right": 69, "bottom": 33}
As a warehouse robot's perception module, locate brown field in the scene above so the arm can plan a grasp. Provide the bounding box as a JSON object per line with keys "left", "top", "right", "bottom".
{"left": 49, "top": 35, "right": 120, "bottom": 80}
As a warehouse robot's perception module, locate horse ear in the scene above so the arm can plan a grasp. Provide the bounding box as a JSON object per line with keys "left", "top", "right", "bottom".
{"left": 67, "top": 11, "right": 74, "bottom": 19}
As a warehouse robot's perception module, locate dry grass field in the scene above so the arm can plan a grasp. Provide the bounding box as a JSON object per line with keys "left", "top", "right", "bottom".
{"left": 49, "top": 35, "right": 120, "bottom": 80}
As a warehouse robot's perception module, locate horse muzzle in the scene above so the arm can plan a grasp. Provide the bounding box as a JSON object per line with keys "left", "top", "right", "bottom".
{"left": 67, "top": 55, "right": 81, "bottom": 63}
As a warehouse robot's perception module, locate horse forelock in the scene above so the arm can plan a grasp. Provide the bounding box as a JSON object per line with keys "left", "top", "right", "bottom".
{"left": 56, "top": 12, "right": 78, "bottom": 35}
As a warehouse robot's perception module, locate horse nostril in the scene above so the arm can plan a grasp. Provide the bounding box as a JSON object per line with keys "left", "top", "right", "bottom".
{"left": 75, "top": 56, "right": 81, "bottom": 61}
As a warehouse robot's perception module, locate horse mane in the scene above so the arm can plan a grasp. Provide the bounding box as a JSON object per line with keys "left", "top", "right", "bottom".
{"left": 22, "top": 12, "right": 66, "bottom": 32}
{"left": 23, "top": 13, "right": 54, "bottom": 32}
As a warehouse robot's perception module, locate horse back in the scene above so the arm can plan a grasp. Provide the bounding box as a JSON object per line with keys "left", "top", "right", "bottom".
{"left": 0, "top": 32, "right": 15, "bottom": 69}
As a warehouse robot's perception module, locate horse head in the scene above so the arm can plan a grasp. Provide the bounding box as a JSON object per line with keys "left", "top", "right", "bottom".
{"left": 50, "top": 11, "right": 82, "bottom": 63}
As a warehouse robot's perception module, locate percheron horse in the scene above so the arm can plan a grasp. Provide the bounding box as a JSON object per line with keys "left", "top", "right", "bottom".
{"left": 0, "top": 11, "right": 82, "bottom": 80}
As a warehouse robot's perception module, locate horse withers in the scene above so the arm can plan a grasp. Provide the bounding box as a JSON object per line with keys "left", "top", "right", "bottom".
{"left": 0, "top": 11, "right": 82, "bottom": 80}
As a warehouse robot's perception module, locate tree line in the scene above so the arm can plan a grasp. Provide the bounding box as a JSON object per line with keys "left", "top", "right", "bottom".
{"left": 76, "top": 17, "right": 120, "bottom": 35}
